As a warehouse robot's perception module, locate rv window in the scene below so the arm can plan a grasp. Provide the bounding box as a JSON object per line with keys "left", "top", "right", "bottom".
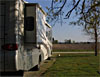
{"left": 25, "top": 17, "right": 34, "bottom": 31}
{"left": 46, "top": 28, "right": 52, "bottom": 42}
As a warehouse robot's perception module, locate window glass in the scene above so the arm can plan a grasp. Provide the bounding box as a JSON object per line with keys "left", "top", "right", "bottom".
{"left": 25, "top": 17, "right": 34, "bottom": 31}
{"left": 46, "top": 26, "right": 52, "bottom": 42}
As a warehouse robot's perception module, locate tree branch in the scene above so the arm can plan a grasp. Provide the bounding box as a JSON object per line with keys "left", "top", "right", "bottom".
{"left": 55, "top": 0, "right": 67, "bottom": 15}
{"left": 65, "top": 0, "right": 81, "bottom": 19}
{"left": 80, "top": 0, "right": 85, "bottom": 14}
{"left": 86, "top": 2, "right": 100, "bottom": 13}
{"left": 51, "top": 0, "right": 54, "bottom": 10}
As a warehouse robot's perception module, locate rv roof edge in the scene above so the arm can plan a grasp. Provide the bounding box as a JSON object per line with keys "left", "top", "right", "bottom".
{"left": 45, "top": 22, "right": 52, "bottom": 28}
{"left": 23, "top": 0, "right": 28, "bottom": 3}
{"left": 25, "top": 3, "right": 47, "bottom": 16}
{"left": 0, "top": 0, "right": 15, "bottom": 1}
{"left": 37, "top": 4, "right": 47, "bottom": 16}
{"left": 0, "top": 0, "right": 24, "bottom": 1}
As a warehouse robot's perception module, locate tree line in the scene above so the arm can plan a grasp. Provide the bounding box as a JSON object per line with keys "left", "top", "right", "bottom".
{"left": 52, "top": 38, "right": 97, "bottom": 44}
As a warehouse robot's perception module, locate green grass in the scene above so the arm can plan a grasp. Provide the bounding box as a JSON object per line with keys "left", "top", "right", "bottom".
{"left": 42, "top": 54, "right": 100, "bottom": 77}
{"left": 53, "top": 49, "right": 94, "bottom": 52}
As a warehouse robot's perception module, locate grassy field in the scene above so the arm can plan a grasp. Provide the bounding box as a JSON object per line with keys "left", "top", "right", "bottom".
{"left": 42, "top": 54, "right": 100, "bottom": 77}
{"left": 53, "top": 44, "right": 95, "bottom": 51}
{"left": 53, "top": 44, "right": 100, "bottom": 52}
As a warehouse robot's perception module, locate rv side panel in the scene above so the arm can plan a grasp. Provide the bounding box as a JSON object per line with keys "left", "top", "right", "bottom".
{"left": 0, "top": 1, "right": 17, "bottom": 71}
{"left": 36, "top": 5, "right": 49, "bottom": 60}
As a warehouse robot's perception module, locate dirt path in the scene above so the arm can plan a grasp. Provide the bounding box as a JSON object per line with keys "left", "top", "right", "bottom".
{"left": 52, "top": 52, "right": 94, "bottom": 54}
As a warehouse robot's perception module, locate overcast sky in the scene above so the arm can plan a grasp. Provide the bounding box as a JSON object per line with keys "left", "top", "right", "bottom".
{"left": 25, "top": 0, "right": 92, "bottom": 42}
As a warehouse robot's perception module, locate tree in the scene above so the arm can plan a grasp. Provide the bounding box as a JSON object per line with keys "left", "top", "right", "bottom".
{"left": 79, "top": 11, "right": 100, "bottom": 56}
{"left": 83, "top": 12, "right": 100, "bottom": 56}
{"left": 69, "top": 0, "right": 100, "bottom": 56}
{"left": 47, "top": 0, "right": 100, "bottom": 56}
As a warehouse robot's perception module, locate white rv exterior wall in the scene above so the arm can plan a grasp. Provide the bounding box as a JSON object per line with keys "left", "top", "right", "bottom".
{"left": 15, "top": 0, "right": 25, "bottom": 71}
{"left": 36, "top": 6, "right": 52, "bottom": 60}
{"left": 0, "top": 0, "right": 25, "bottom": 71}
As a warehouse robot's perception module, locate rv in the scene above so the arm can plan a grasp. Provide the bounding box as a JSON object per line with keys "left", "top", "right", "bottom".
{"left": 0, "top": 0, "right": 52, "bottom": 72}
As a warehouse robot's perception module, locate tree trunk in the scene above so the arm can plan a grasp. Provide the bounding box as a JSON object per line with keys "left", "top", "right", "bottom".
{"left": 94, "top": 26, "right": 98, "bottom": 56}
